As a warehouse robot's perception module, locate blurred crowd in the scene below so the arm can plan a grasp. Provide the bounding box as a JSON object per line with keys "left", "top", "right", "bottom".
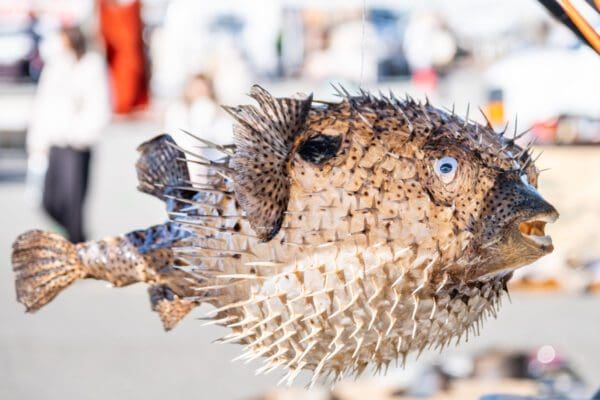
{"left": 1, "top": 1, "right": 599, "bottom": 137}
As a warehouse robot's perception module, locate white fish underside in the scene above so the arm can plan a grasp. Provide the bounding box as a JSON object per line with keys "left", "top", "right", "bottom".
{"left": 174, "top": 146, "right": 508, "bottom": 386}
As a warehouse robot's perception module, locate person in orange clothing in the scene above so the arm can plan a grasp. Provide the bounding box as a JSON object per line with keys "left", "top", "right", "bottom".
{"left": 99, "top": 0, "right": 149, "bottom": 114}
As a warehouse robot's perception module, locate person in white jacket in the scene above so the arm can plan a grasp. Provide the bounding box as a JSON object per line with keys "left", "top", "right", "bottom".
{"left": 27, "top": 26, "right": 111, "bottom": 242}
{"left": 163, "top": 73, "right": 232, "bottom": 181}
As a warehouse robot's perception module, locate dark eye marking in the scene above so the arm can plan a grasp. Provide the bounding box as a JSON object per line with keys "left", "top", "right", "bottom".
{"left": 297, "top": 134, "right": 342, "bottom": 165}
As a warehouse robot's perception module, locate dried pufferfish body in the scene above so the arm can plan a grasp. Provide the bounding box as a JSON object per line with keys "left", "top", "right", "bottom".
{"left": 169, "top": 86, "right": 556, "bottom": 384}
{"left": 11, "top": 86, "right": 558, "bottom": 386}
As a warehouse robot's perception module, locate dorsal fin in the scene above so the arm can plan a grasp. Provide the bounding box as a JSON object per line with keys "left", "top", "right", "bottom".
{"left": 135, "top": 134, "right": 191, "bottom": 204}
{"left": 223, "top": 85, "right": 313, "bottom": 241}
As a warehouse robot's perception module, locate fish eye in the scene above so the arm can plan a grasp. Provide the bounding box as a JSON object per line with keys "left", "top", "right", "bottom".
{"left": 434, "top": 156, "right": 458, "bottom": 183}
{"left": 297, "top": 134, "right": 342, "bottom": 165}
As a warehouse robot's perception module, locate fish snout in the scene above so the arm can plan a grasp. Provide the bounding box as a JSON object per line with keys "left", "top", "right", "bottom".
{"left": 473, "top": 174, "right": 559, "bottom": 280}
{"left": 482, "top": 172, "right": 559, "bottom": 255}
{"left": 514, "top": 182, "right": 559, "bottom": 253}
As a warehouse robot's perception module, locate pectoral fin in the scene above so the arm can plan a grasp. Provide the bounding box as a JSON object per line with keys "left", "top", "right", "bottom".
{"left": 223, "top": 85, "right": 313, "bottom": 241}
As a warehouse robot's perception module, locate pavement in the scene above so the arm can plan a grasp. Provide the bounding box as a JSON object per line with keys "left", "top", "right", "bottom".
{"left": 1, "top": 117, "right": 600, "bottom": 400}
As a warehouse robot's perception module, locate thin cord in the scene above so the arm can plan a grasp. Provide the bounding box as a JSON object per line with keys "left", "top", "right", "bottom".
{"left": 359, "top": 0, "right": 367, "bottom": 88}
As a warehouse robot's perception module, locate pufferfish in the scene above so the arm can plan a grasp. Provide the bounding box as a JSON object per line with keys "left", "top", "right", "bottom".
{"left": 12, "top": 85, "right": 558, "bottom": 385}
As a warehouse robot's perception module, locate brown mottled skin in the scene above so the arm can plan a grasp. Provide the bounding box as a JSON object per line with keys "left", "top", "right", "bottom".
{"left": 12, "top": 136, "right": 201, "bottom": 330}
{"left": 11, "top": 86, "right": 558, "bottom": 385}
{"left": 12, "top": 229, "right": 198, "bottom": 330}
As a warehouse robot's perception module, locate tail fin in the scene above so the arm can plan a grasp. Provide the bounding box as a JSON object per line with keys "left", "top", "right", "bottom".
{"left": 12, "top": 230, "right": 85, "bottom": 312}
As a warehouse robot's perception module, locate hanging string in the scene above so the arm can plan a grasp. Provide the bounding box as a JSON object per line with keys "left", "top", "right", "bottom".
{"left": 359, "top": 0, "right": 367, "bottom": 88}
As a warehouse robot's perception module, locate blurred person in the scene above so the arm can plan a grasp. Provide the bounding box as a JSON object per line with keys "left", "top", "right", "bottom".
{"left": 151, "top": 0, "right": 277, "bottom": 99}
{"left": 25, "top": 11, "right": 44, "bottom": 82}
{"left": 303, "top": 16, "right": 378, "bottom": 84}
{"left": 210, "top": 38, "right": 253, "bottom": 105}
{"left": 163, "top": 73, "right": 232, "bottom": 180}
{"left": 99, "top": 0, "right": 148, "bottom": 114}
{"left": 403, "top": 11, "right": 457, "bottom": 93}
{"left": 27, "top": 26, "right": 111, "bottom": 243}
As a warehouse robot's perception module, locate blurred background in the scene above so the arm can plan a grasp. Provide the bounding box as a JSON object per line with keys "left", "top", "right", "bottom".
{"left": 0, "top": 0, "right": 599, "bottom": 399}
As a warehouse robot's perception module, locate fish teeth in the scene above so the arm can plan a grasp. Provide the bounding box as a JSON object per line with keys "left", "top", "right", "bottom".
{"left": 533, "top": 212, "right": 559, "bottom": 224}
{"left": 525, "top": 234, "right": 553, "bottom": 247}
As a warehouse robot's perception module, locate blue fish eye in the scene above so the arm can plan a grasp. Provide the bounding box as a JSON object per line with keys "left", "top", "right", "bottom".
{"left": 439, "top": 162, "right": 454, "bottom": 174}
{"left": 435, "top": 156, "right": 458, "bottom": 181}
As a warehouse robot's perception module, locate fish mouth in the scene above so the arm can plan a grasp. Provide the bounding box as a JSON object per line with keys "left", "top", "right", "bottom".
{"left": 517, "top": 211, "right": 558, "bottom": 252}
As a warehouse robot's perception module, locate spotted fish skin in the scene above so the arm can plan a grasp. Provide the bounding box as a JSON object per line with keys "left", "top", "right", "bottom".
{"left": 11, "top": 223, "right": 199, "bottom": 330}
{"left": 165, "top": 86, "right": 558, "bottom": 385}
{"left": 11, "top": 86, "right": 558, "bottom": 385}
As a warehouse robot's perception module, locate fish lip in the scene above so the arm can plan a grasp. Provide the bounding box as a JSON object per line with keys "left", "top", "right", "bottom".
{"left": 517, "top": 210, "right": 559, "bottom": 252}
